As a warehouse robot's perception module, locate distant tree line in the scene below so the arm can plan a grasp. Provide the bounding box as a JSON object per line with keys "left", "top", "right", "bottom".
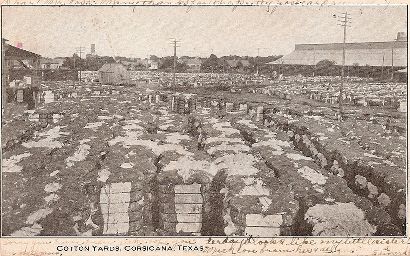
{"left": 61, "top": 53, "right": 283, "bottom": 74}
{"left": 159, "top": 56, "right": 189, "bottom": 72}
{"left": 271, "top": 59, "right": 406, "bottom": 82}
{"left": 200, "top": 54, "right": 283, "bottom": 73}
{"left": 62, "top": 54, "right": 116, "bottom": 71}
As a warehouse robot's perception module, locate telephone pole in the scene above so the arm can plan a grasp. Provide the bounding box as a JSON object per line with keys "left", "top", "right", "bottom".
{"left": 75, "top": 46, "right": 86, "bottom": 82}
{"left": 169, "top": 39, "right": 180, "bottom": 88}
{"left": 337, "top": 12, "right": 351, "bottom": 120}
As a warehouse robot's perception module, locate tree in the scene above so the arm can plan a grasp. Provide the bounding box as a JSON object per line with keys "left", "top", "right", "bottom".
{"left": 159, "top": 56, "right": 174, "bottom": 71}
{"left": 316, "top": 59, "right": 336, "bottom": 68}
{"left": 315, "top": 59, "right": 337, "bottom": 76}
{"left": 237, "top": 60, "right": 244, "bottom": 69}
{"left": 134, "top": 63, "right": 147, "bottom": 71}
{"left": 157, "top": 57, "right": 188, "bottom": 72}
{"left": 176, "top": 62, "right": 188, "bottom": 72}
{"left": 351, "top": 63, "right": 360, "bottom": 77}
{"left": 62, "top": 54, "right": 86, "bottom": 70}
{"left": 62, "top": 57, "right": 73, "bottom": 69}
{"left": 201, "top": 54, "right": 225, "bottom": 73}
{"left": 150, "top": 55, "right": 159, "bottom": 62}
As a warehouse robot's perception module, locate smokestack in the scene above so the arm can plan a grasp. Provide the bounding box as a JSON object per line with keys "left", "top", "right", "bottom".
{"left": 91, "top": 44, "right": 95, "bottom": 55}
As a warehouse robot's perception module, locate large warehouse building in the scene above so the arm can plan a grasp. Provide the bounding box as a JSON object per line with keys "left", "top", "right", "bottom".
{"left": 273, "top": 32, "right": 407, "bottom": 67}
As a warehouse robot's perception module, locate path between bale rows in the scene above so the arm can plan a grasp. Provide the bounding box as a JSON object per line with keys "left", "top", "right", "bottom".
{"left": 1, "top": 91, "right": 399, "bottom": 236}
{"left": 193, "top": 90, "right": 405, "bottom": 235}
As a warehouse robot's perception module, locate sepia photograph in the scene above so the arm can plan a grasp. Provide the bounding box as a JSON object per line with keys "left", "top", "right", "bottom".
{"left": 1, "top": 5, "right": 407, "bottom": 238}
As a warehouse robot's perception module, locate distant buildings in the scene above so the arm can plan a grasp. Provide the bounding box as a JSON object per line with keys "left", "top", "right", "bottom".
{"left": 86, "top": 44, "right": 97, "bottom": 59}
{"left": 98, "top": 63, "right": 130, "bottom": 85}
{"left": 40, "top": 57, "right": 65, "bottom": 69}
{"left": 2, "top": 38, "right": 42, "bottom": 109}
{"left": 226, "top": 59, "right": 251, "bottom": 73}
{"left": 184, "top": 58, "right": 202, "bottom": 72}
{"left": 272, "top": 32, "right": 407, "bottom": 67}
{"left": 116, "top": 58, "right": 159, "bottom": 71}
{"left": 226, "top": 59, "right": 251, "bottom": 68}
{"left": 147, "top": 59, "right": 159, "bottom": 70}
{"left": 119, "top": 59, "right": 141, "bottom": 70}
{"left": 2, "top": 39, "right": 42, "bottom": 73}
{"left": 3, "top": 41, "right": 41, "bottom": 71}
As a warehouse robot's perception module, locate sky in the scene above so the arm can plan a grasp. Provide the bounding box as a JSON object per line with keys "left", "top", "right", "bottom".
{"left": 1, "top": 5, "right": 407, "bottom": 58}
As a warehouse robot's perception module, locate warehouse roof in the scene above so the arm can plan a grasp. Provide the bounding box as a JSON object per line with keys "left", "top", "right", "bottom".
{"left": 271, "top": 40, "right": 407, "bottom": 67}
{"left": 4, "top": 43, "right": 41, "bottom": 60}
{"left": 99, "top": 63, "right": 127, "bottom": 72}
{"left": 226, "top": 59, "right": 251, "bottom": 68}
{"left": 295, "top": 40, "right": 407, "bottom": 51}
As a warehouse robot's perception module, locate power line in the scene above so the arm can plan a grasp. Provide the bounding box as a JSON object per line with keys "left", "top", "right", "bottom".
{"left": 169, "top": 38, "right": 181, "bottom": 88}
{"left": 391, "top": 37, "right": 398, "bottom": 81}
{"left": 75, "top": 46, "right": 86, "bottom": 82}
{"left": 337, "top": 12, "right": 352, "bottom": 120}
{"left": 75, "top": 47, "right": 86, "bottom": 57}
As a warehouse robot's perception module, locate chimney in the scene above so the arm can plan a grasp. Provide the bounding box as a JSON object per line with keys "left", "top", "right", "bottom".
{"left": 16, "top": 42, "right": 23, "bottom": 49}
{"left": 91, "top": 44, "right": 95, "bottom": 55}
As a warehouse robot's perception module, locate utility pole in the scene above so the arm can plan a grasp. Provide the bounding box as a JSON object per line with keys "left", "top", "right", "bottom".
{"left": 75, "top": 46, "right": 86, "bottom": 82}
{"left": 337, "top": 12, "right": 351, "bottom": 120}
{"left": 279, "top": 59, "right": 284, "bottom": 77}
{"left": 169, "top": 38, "right": 180, "bottom": 88}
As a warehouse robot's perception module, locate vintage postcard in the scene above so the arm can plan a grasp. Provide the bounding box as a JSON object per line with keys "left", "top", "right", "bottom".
{"left": 1, "top": 1, "right": 408, "bottom": 255}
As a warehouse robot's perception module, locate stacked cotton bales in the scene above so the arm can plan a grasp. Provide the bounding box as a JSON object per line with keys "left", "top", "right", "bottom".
{"left": 156, "top": 122, "right": 214, "bottom": 235}
{"left": 170, "top": 96, "right": 187, "bottom": 114}
{"left": 100, "top": 145, "right": 157, "bottom": 236}
{"left": 232, "top": 119, "right": 300, "bottom": 235}
{"left": 231, "top": 116, "right": 387, "bottom": 236}
{"left": 202, "top": 117, "right": 282, "bottom": 236}
{"left": 2, "top": 123, "right": 76, "bottom": 236}
{"left": 175, "top": 95, "right": 404, "bottom": 235}
{"left": 266, "top": 110, "right": 405, "bottom": 235}
{"left": 104, "top": 108, "right": 159, "bottom": 235}
{"left": 296, "top": 117, "right": 403, "bottom": 233}
{"left": 157, "top": 150, "right": 214, "bottom": 236}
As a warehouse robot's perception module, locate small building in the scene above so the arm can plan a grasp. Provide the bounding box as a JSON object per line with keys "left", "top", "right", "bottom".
{"left": 185, "top": 58, "right": 202, "bottom": 72}
{"left": 98, "top": 63, "right": 130, "bottom": 85}
{"left": 40, "top": 57, "right": 65, "bottom": 69}
{"left": 148, "top": 60, "right": 159, "bottom": 70}
{"left": 226, "top": 59, "right": 251, "bottom": 72}
{"left": 2, "top": 38, "right": 42, "bottom": 110}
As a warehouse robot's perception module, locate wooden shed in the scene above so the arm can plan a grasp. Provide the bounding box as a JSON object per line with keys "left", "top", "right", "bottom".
{"left": 98, "top": 63, "right": 130, "bottom": 85}
{"left": 2, "top": 38, "right": 42, "bottom": 111}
